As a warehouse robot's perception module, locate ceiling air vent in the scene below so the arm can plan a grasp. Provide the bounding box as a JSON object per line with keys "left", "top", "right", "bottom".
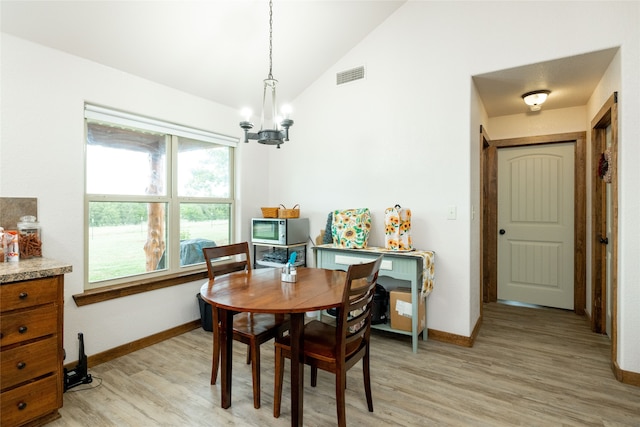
{"left": 336, "top": 66, "right": 365, "bottom": 85}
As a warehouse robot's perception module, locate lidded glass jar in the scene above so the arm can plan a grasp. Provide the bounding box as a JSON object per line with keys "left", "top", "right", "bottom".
{"left": 17, "top": 215, "right": 42, "bottom": 258}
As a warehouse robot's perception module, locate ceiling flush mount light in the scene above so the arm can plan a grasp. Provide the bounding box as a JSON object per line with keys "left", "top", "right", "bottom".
{"left": 239, "top": 0, "right": 293, "bottom": 149}
{"left": 522, "top": 90, "right": 551, "bottom": 112}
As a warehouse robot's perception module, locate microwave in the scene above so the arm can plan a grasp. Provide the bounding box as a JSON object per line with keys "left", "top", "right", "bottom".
{"left": 251, "top": 218, "right": 309, "bottom": 245}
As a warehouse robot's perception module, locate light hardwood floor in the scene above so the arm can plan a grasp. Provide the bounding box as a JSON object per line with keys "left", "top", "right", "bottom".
{"left": 50, "top": 303, "right": 640, "bottom": 426}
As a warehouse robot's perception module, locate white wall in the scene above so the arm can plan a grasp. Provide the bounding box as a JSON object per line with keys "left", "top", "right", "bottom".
{"left": 266, "top": 1, "right": 640, "bottom": 373}
{"left": 469, "top": 82, "right": 488, "bottom": 331}
{"left": 487, "top": 106, "right": 588, "bottom": 140}
{"left": 0, "top": 33, "right": 266, "bottom": 356}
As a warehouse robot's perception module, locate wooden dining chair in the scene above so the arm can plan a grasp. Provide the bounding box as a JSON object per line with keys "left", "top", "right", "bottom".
{"left": 203, "top": 242, "right": 289, "bottom": 409}
{"left": 273, "top": 256, "right": 383, "bottom": 427}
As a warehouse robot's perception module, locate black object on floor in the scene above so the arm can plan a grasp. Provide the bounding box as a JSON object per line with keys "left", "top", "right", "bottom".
{"left": 64, "top": 332, "right": 93, "bottom": 392}
{"left": 197, "top": 293, "right": 213, "bottom": 332}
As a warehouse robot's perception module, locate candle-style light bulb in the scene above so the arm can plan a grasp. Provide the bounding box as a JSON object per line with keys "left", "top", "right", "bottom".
{"left": 241, "top": 108, "right": 252, "bottom": 122}
{"left": 281, "top": 104, "right": 292, "bottom": 119}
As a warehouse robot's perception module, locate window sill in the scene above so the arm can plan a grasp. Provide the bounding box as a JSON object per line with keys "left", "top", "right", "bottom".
{"left": 72, "top": 270, "right": 209, "bottom": 306}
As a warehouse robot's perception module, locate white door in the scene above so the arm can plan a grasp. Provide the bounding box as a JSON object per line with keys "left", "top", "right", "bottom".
{"left": 497, "top": 143, "right": 574, "bottom": 309}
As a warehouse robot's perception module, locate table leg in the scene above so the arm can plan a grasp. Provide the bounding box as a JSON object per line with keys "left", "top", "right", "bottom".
{"left": 220, "top": 308, "right": 233, "bottom": 408}
{"left": 411, "top": 278, "right": 418, "bottom": 353}
{"left": 423, "top": 295, "right": 429, "bottom": 342}
{"left": 289, "top": 313, "right": 304, "bottom": 427}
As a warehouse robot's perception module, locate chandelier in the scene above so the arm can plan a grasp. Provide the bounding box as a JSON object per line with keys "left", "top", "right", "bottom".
{"left": 239, "top": 0, "right": 293, "bottom": 149}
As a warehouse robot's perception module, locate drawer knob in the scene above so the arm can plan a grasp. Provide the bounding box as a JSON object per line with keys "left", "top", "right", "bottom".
{"left": 18, "top": 326, "right": 28, "bottom": 334}
{"left": 17, "top": 361, "right": 26, "bottom": 370}
{"left": 17, "top": 401, "right": 27, "bottom": 410}
{"left": 19, "top": 292, "right": 29, "bottom": 299}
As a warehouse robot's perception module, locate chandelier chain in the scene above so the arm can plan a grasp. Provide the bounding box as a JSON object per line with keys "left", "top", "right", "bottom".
{"left": 268, "top": 0, "right": 273, "bottom": 80}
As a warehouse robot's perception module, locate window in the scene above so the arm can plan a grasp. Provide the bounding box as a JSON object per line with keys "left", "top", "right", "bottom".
{"left": 84, "top": 105, "right": 237, "bottom": 289}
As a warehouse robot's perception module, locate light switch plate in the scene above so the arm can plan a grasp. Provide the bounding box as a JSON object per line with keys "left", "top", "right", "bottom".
{"left": 447, "top": 205, "right": 457, "bottom": 220}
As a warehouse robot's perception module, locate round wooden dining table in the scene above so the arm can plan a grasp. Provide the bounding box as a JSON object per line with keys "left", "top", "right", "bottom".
{"left": 199, "top": 267, "right": 347, "bottom": 427}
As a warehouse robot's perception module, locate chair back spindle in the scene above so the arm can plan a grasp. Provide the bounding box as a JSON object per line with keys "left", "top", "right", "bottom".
{"left": 337, "top": 258, "right": 383, "bottom": 360}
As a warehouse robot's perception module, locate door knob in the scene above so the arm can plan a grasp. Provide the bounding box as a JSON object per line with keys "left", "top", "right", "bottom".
{"left": 600, "top": 236, "right": 609, "bottom": 244}
{"left": 499, "top": 229, "right": 506, "bottom": 235}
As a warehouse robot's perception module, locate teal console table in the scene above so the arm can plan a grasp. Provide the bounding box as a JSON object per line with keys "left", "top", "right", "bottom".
{"left": 314, "top": 245, "right": 435, "bottom": 353}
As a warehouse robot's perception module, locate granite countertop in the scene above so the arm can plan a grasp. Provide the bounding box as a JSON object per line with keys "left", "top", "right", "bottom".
{"left": 0, "top": 258, "right": 73, "bottom": 283}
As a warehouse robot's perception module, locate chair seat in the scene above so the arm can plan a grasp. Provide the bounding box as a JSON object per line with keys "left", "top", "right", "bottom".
{"left": 232, "top": 313, "right": 289, "bottom": 340}
{"left": 276, "top": 320, "right": 361, "bottom": 362}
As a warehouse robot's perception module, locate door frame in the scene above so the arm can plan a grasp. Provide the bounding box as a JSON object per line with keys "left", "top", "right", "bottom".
{"left": 590, "top": 93, "right": 618, "bottom": 361}
{"left": 480, "top": 129, "right": 587, "bottom": 315}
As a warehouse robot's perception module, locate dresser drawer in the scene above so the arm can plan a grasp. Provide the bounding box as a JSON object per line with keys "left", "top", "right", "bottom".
{"left": 0, "top": 277, "right": 59, "bottom": 312}
{"left": 1, "top": 375, "right": 59, "bottom": 427}
{"left": 1, "top": 337, "right": 58, "bottom": 391}
{"left": 0, "top": 305, "right": 57, "bottom": 347}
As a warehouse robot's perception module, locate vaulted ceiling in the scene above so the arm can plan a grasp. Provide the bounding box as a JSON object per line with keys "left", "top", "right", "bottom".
{"left": 1, "top": 1, "right": 618, "bottom": 118}
{"left": 1, "top": 0, "right": 406, "bottom": 112}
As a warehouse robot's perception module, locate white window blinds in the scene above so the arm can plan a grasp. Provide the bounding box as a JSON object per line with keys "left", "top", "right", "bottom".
{"left": 84, "top": 104, "right": 238, "bottom": 148}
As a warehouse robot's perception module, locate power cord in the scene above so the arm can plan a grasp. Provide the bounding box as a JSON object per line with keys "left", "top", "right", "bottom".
{"left": 64, "top": 376, "right": 103, "bottom": 392}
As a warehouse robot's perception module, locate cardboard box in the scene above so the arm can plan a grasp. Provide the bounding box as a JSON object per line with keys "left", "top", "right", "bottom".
{"left": 390, "top": 287, "right": 425, "bottom": 333}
